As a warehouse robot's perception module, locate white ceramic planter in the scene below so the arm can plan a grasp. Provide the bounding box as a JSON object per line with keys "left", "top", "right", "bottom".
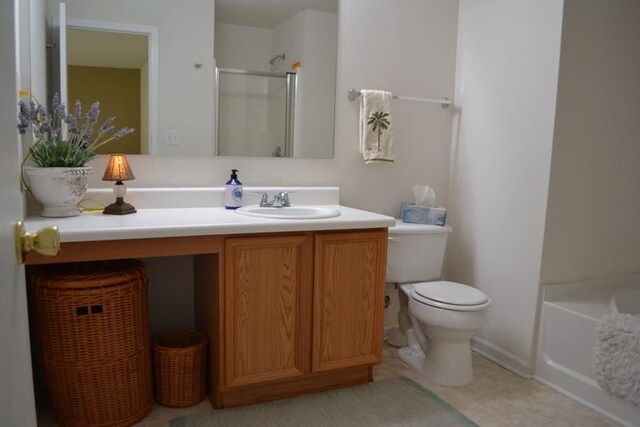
{"left": 23, "top": 166, "right": 92, "bottom": 217}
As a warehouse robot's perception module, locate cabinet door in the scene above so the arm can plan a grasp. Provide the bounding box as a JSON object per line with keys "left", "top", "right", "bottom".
{"left": 313, "top": 229, "right": 387, "bottom": 372}
{"left": 224, "top": 234, "right": 312, "bottom": 388}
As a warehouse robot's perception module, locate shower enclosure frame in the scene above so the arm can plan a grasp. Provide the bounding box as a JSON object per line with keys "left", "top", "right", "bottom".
{"left": 215, "top": 68, "right": 297, "bottom": 157}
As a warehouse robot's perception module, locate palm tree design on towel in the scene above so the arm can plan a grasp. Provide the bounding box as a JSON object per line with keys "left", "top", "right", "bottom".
{"left": 367, "top": 111, "right": 390, "bottom": 152}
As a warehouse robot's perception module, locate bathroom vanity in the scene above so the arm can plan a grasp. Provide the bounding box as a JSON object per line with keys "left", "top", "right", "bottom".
{"left": 23, "top": 188, "right": 395, "bottom": 408}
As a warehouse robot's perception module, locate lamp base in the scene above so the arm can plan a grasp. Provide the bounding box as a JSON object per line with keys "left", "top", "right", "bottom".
{"left": 103, "top": 197, "right": 137, "bottom": 215}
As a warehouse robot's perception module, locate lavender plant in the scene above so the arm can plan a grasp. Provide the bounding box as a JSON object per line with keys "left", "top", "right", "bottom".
{"left": 17, "top": 93, "right": 134, "bottom": 167}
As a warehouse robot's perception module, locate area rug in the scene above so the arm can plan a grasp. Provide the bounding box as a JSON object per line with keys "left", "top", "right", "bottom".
{"left": 170, "top": 376, "right": 477, "bottom": 427}
{"left": 595, "top": 313, "right": 640, "bottom": 406}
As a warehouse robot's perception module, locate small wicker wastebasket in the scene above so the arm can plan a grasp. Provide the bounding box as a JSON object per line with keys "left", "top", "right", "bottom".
{"left": 152, "top": 330, "right": 208, "bottom": 407}
{"left": 30, "top": 259, "right": 152, "bottom": 427}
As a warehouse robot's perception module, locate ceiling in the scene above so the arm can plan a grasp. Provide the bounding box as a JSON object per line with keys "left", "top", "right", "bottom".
{"left": 216, "top": 0, "right": 338, "bottom": 29}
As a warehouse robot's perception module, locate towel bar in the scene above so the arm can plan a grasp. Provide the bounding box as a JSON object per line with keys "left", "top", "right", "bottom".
{"left": 348, "top": 89, "right": 452, "bottom": 109}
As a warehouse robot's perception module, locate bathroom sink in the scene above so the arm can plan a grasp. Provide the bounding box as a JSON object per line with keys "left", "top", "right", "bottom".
{"left": 236, "top": 206, "right": 341, "bottom": 220}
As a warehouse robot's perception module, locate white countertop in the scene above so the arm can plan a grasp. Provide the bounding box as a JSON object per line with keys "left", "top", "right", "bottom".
{"left": 24, "top": 205, "right": 396, "bottom": 243}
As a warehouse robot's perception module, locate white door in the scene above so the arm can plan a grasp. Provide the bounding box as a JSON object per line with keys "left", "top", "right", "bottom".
{"left": 0, "top": 0, "right": 37, "bottom": 425}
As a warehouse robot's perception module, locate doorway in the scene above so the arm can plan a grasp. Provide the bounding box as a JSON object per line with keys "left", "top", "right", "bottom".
{"left": 66, "top": 20, "right": 158, "bottom": 154}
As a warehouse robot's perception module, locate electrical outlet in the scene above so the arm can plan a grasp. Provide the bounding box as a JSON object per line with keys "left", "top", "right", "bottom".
{"left": 165, "top": 129, "right": 180, "bottom": 145}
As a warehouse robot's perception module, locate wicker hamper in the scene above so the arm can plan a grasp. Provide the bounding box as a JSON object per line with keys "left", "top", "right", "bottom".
{"left": 31, "top": 259, "right": 152, "bottom": 427}
{"left": 152, "top": 330, "right": 207, "bottom": 407}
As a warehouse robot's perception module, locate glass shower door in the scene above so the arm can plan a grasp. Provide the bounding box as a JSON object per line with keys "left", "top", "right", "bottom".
{"left": 216, "top": 69, "right": 296, "bottom": 157}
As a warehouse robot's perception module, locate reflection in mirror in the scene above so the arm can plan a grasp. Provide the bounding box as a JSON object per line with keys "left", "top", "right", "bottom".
{"left": 217, "top": 69, "right": 296, "bottom": 157}
{"left": 52, "top": 0, "right": 336, "bottom": 158}
{"left": 59, "top": 0, "right": 214, "bottom": 158}
{"left": 67, "top": 28, "right": 148, "bottom": 155}
{"left": 215, "top": 0, "right": 338, "bottom": 158}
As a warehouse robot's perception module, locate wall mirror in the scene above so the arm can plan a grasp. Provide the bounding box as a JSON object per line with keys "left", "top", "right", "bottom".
{"left": 48, "top": 0, "right": 338, "bottom": 159}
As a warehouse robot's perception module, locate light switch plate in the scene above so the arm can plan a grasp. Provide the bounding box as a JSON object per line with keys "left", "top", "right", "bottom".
{"left": 165, "top": 129, "right": 180, "bottom": 145}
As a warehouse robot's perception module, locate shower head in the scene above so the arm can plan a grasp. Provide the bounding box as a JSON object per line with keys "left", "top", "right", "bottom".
{"left": 269, "top": 53, "right": 286, "bottom": 66}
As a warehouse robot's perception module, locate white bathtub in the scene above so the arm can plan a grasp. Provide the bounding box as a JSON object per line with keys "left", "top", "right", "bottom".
{"left": 535, "top": 276, "right": 640, "bottom": 427}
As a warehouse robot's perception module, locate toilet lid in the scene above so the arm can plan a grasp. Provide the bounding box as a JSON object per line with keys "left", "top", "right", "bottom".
{"left": 413, "top": 281, "right": 488, "bottom": 306}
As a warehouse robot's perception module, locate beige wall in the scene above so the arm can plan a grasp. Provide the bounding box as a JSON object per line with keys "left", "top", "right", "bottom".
{"left": 215, "top": 23, "right": 272, "bottom": 71}
{"left": 541, "top": 0, "right": 640, "bottom": 285}
{"left": 291, "top": 10, "right": 338, "bottom": 159}
{"left": 68, "top": 65, "right": 141, "bottom": 154}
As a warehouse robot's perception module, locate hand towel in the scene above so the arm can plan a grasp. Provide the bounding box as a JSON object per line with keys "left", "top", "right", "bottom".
{"left": 359, "top": 90, "right": 394, "bottom": 163}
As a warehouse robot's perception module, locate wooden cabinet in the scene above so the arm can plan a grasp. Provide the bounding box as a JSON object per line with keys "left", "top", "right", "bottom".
{"left": 312, "top": 230, "right": 387, "bottom": 372}
{"left": 223, "top": 234, "right": 312, "bottom": 388}
{"left": 214, "top": 229, "right": 387, "bottom": 407}
{"left": 26, "top": 225, "right": 389, "bottom": 409}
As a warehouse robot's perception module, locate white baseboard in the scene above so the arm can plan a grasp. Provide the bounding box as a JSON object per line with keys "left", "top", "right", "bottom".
{"left": 471, "top": 336, "right": 532, "bottom": 379}
{"left": 385, "top": 328, "right": 533, "bottom": 378}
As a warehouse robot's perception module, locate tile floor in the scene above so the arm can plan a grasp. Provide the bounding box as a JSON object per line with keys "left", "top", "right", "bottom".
{"left": 375, "top": 346, "right": 617, "bottom": 427}
{"left": 40, "top": 345, "right": 618, "bottom": 426}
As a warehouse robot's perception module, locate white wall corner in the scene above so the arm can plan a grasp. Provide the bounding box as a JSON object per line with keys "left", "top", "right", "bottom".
{"left": 447, "top": 0, "right": 564, "bottom": 372}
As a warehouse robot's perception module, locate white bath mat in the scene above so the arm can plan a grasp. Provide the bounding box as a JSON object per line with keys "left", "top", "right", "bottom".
{"left": 595, "top": 313, "right": 640, "bottom": 406}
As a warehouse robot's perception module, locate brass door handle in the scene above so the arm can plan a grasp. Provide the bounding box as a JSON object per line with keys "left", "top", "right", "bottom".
{"left": 15, "top": 221, "right": 60, "bottom": 264}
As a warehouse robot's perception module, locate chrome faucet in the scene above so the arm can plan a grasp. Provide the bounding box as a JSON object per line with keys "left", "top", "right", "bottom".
{"left": 256, "top": 192, "right": 269, "bottom": 207}
{"left": 274, "top": 191, "right": 291, "bottom": 207}
{"left": 255, "top": 191, "right": 292, "bottom": 207}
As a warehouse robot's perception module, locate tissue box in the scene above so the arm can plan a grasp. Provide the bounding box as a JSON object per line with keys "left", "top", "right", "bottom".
{"left": 401, "top": 203, "right": 447, "bottom": 226}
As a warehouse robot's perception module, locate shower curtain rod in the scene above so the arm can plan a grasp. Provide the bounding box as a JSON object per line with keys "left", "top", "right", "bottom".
{"left": 347, "top": 89, "right": 452, "bottom": 109}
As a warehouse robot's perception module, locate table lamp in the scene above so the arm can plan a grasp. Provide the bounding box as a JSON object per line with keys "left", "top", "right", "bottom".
{"left": 102, "top": 153, "right": 137, "bottom": 215}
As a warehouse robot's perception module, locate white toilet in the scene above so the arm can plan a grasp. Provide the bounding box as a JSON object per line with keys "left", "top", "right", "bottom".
{"left": 386, "top": 220, "right": 491, "bottom": 386}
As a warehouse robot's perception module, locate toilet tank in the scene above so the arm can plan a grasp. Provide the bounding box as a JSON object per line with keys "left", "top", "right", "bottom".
{"left": 386, "top": 220, "right": 452, "bottom": 283}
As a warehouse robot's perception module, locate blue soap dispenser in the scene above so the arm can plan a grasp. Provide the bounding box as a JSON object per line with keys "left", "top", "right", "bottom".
{"left": 225, "top": 169, "right": 243, "bottom": 209}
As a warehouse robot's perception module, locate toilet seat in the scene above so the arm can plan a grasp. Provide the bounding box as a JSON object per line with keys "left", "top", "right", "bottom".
{"left": 410, "top": 281, "right": 491, "bottom": 312}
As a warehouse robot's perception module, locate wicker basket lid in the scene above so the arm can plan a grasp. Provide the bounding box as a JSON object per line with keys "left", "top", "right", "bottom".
{"left": 31, "top": 259, "right": 146, "bottom": 290}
